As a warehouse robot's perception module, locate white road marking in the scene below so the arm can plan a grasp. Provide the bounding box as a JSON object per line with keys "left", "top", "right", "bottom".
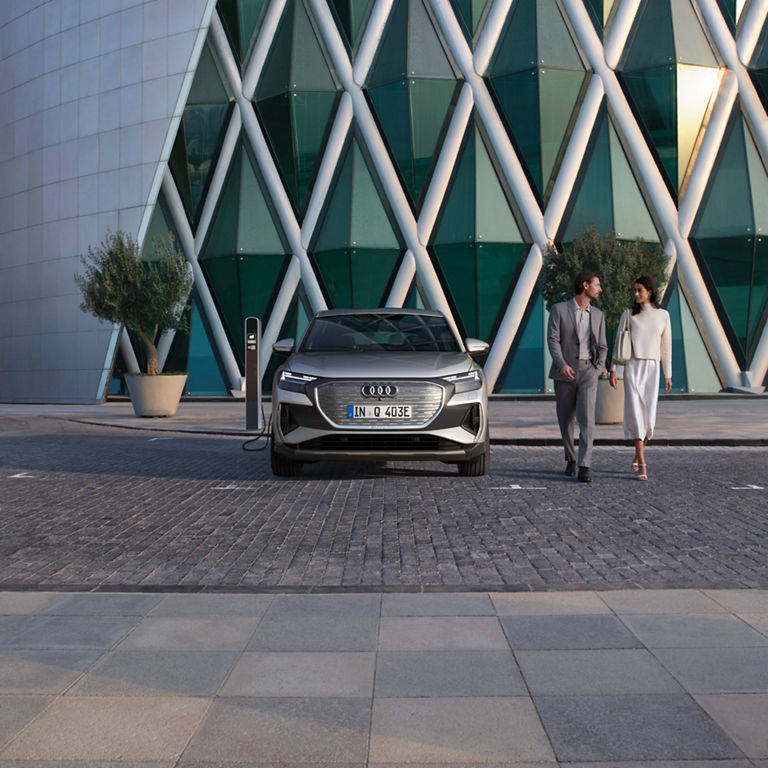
{"left": 731, "top": 484, "right": 764, "bottom": 490}
{"left": 9, "top": 472, "right": 35, "bottom": 478}
{"left": 491, "top": 484, "right": 547, "bottom": 490}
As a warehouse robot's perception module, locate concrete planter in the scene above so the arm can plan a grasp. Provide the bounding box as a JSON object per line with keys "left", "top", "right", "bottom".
{"left": 124, "top": 374, "right": 187, "bottom": 417}
{"left": 596, "top": 376, "right": 624, "bottom": 424}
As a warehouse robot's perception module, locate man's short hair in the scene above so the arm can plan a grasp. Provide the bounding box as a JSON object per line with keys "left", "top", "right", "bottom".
{"left": 574, "top": 270, "right": 598, "bottom": 295}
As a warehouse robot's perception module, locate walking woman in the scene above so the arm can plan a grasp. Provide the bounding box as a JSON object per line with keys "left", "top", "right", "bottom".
{"left": 609, "top": 276, "right": 672, "bottom": 480}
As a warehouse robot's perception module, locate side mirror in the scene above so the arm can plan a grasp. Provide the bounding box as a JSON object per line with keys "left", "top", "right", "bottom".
{"left": 272, "top": 338, "right": 295, "bottom": 356}
{"left": 464, "top": 338, "right": 489, "bottom": 358}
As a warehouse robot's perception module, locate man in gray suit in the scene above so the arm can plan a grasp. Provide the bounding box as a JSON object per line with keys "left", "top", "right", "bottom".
{"left": 547, "top": 271, "right": 607, "bottom": 482}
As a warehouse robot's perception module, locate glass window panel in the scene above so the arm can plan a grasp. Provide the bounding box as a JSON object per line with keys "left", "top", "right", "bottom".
{"left": 622, "top": 1, "right": 675, "bottom": 71}
{"left": 497, "top": 293, "right": 546, "bottom": 392}
{"left": 143, "top": 193, "right": 178, "bottom": 260}
{"left": 368, "top": 79, "right": 412, "bottom": 192}
{"left": 621, "top": 66, "right": 677, "bottom": 190}
{"left": 201, "top": 256, "right": 243, "bottom": 365}
{"left": 313, "top": 248, "right": 400, "bottom": 307}
{"left": 434, "top": 123, "right": 476, "bottom": 245}
{"left": 744, "top": 123, "right": 768, "bottom": 234}
{"left": 694, "top": 112, "right": 752, "bottom": 238}
{"left": 408, "top": 0, "right": 457, "bottom": 78}
{"left": 254, "top": 93, "right": 297, "bottom": 204}
{"left": 239, "top": 254, "right": 290, "bottom": 329}
{"left": 678, "top": 280, "right": 722, "bottom": 391}
{"left": 475, "top": 128, "right": 523, "bottom": 242}
{"left": 562, "top": 114, "right": 613, "bottom": 240}
{"left": 662, "top": 279, "right": 688, "bottom": 392}
{"left": 670, "top": 0, "right": 719, "bottom": 66}
{"left": 182, "top": 300, "right": 229, "bottom": 395}
{"left": 330, "top": 0, "right": 372, "bottom": 48}
{"left": 607, "top": 120, "right": 659, "bottom": 239}
{"left": 188, "top": 43, "right": 229, "bottom": 105}
{"left": 677, "top": 64, "right": 720, "bottom": 190}
{"left": 749, "top": 236, "right": 768, "bottom": 356}
{"left": 490, "top": 69, "right": 542, "bottom": 193}
{"left": 539, "top": 68, "right": 588, "bottom": 195}
{"left": 434, "top": 242, "right": 477, "bottom": 336}
{"left": 490, "top": 0, "right": 537, "bottom": 75}
{"left": 217, "top": 0, "right": 265, "bottom": 65}
{"left": 290, "top": 0, "right": 338, "bottom": 91}
{"left": 477, "top": 242, "right": 525, "bottom": 340}
{"left": 255, "top": 6, "right": 293, "bottom": 99}
{"left": 200, "top": 145, "right": 240, "bottom": 260}
{"left": 368, "top": 0, "right": 408, "bottom": 86}
{"left": 169, "top": 121, "right": 194, "bottom": 220}
{"left": 536, "top": 0, "right": 585, "bottom": 69}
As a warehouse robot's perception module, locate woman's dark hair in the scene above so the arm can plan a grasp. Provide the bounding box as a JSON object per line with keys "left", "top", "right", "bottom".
{"left": 574, "top": 270, "right": 598, "bottom": 295}
{"left": 632, "top": 275, "right": 661, "bottom": 314}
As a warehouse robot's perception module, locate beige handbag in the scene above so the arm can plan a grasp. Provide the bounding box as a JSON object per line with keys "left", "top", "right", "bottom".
{"left": 613, "top": 311, "right": 632, "bottom": 365}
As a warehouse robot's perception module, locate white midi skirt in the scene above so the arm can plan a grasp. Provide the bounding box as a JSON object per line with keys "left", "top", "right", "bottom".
{"left": 623, "top": 358, "right": 659, "bottom": 441}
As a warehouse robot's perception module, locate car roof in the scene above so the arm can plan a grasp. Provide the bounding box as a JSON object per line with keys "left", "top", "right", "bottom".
{"left": 313, "top": 308, "right": 445, "bottom": 319}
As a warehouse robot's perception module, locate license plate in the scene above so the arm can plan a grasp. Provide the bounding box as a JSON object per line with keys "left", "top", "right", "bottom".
{"left": 347, "top": 404, "right": 412, "bottom": 419}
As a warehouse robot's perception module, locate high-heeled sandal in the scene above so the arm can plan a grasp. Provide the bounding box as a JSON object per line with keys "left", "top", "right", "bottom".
{"left": 637, "top": 463, "right": 648, "bottom": 480}
{"left": 631, "top": 458, "right": 640, "bottom": 471}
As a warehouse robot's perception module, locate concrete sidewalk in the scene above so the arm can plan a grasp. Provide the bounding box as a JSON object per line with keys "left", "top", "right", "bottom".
{"left": 1, "top": 588, "right": 767, "bottom": 764}
{"left": 2, "top": 392, "right": 767, "bottom": 443}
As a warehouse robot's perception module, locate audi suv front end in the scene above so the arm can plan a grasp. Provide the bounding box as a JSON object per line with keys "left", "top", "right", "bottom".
{"left": 270, "top": 309, "right": 490, "bottom": 476}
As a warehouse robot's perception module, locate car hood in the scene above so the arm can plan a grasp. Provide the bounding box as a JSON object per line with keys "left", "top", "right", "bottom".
{"left": 286, "top": 351, "right": 475, "bottom": 379}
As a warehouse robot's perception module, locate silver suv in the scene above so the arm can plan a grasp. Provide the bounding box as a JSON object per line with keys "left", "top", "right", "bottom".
{"left": 270, "top": 308, "right": 489, "bottom": 476}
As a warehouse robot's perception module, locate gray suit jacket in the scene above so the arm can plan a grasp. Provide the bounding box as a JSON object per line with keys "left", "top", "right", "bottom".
{"left": 547, "top": 299, "right": 607, "bottom": 380}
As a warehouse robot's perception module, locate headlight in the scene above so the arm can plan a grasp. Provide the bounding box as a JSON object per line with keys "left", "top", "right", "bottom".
{"left": 278, "top": 370, "right": 317, "bottom": 393}
{"left": 444, "top": 369, "right": 482, "bottom": 394}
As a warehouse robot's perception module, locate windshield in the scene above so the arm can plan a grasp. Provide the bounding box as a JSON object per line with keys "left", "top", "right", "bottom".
{"left": 300, "top": 313, "right": 461, "bottom": 353}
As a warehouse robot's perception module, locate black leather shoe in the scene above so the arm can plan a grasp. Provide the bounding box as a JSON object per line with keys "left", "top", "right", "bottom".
{"left": 578, "top": 466, "right": 592, "bottom": 483}
{"left": 564, "top": 460, "right": 576, "bottom": 477}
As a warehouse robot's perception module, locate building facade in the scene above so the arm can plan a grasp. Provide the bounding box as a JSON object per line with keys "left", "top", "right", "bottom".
{"left": 1, "top": 0, "right": 767, "bottom": 402}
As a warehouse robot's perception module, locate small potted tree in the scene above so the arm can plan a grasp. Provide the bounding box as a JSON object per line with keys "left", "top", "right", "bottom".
{"left": 540, "top": 226, "right": 668, "bottom": 423}
{"left": 75, "top": 229, "right": 193, "bottom": 416}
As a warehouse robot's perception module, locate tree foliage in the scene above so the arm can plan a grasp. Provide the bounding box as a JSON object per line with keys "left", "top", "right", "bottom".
{"left": 75, "top": 230, "right": 193, "bottom": 375}
{"left": 540, "top": 226, "right": 669, "bottom": 334}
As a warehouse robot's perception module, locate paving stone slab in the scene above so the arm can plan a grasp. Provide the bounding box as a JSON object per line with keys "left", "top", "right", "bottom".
{"left": 500, "top": 614, "right": 643, "bottom": 650}
{"left": 695, "top": 694, "right": 768, "bottom": 759}
{"left": 149, "top": 593, "right": 273, "bottom": 618}
{"left": 0, "top": 649, "right": 101, "bottom": 694}
{"left": 490, "top": 591, "right": 610, "bottom": 615}
{"left": 703, "top": 589, "right": 768, "bottom": 614}
{"left": 652, "top": 647, "right": 768, "bottom": 693}
{"left": 247, "top": 615, "right": 379, "bottom": 651}
{"left": 534, "top": 694, "right": 743, "bottom": 761}
{"left": 378, "top": 616, "right": 510, "bottom": 651}
{"left": 600, "top": 590, "right": 728, "bottom": 615}
{"left": 619, "top": 613, "right": 768, "bottom": 648}
{"left": 374, "top": 650, "right": 526, "bottom": 697}
{"left": 0, "top": 696, "right": 208, "bottom": 761}
{"left": 368, "top": 696, "right": 554, "bottom": 763}
{"left": 40, "top": 594, "right": 164, "bottom": 616}
{"left": 220, "top": 651, "right": 375, "bottom": 698}
{"left": 381, "top": 593, "right": 494, "bottom": 616}
{"left": 0, "top": 696, "right": 52, "bottom": 750}
{"left": 68, "top": 650, "right": 238, "bottom": 696}
{"left": 0, "top": 593, "right": 61, "bottom": 615}
{"left": 180, "top": 698, "right": 370, "bottom": 763}
{"left": 116, "top": 617, "right": 260, "bottom": 652}
{"left": 516, "top": 649, "right": 683, "bottom": 695}
{"left": 263, "top": 594, "right": 380, "bottom": 618}
{"left": 0, "top": 616, "right": 138, "bottom": 650}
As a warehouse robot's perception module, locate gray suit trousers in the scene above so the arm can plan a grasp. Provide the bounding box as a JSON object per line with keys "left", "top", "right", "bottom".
{"left": 554, "top": 360, "right": 598, "bottom": 468}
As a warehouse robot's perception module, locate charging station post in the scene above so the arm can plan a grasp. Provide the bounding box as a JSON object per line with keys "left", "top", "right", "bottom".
{"left": 245, "top": 316, "right": 263, "bottom": 431}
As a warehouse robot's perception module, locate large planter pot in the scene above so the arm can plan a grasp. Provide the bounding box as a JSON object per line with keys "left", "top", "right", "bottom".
{"left": 596, "top": 377, "right": 624, "bottom": 424}
{"left": 124, "top": 374, "right": 187, "bottom": 417}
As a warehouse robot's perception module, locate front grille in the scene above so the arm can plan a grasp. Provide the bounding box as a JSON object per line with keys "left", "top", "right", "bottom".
{"left": 299, "top": 435, "right": 460, "bottom": 451}
{"left": 315, "top": 381, "right": 444, "bottom": 428}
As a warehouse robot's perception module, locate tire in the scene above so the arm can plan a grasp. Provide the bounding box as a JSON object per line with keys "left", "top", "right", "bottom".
{"left": 457, "top": 439, "right": 490, "bottom": 476}
{"left": 270, "top": 438, "right": 302, "bottom": 477}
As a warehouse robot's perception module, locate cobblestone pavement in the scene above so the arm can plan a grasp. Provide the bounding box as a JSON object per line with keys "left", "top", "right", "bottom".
{"left": 1, "top": 414, "right": 766, "bottom": 590}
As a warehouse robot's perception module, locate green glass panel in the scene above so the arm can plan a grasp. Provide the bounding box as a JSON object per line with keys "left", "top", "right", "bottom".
{"left": 188, "top": 43, "right": 229, "bottom": 104}
{"left": 607, "top": 119, "right": 658, "bottom": 239}
{"left": 315, "top": 136, "right": 401, "bottom": 251}
{"left": 434, "top": 243, "right": 476, "bottom": 335}
{"left": 621, "top": 66, "right": 677, "bottom": 190}
{"left": 670, "top": 0, "right": 718, "bottom": 66}
{"left": 586, "top": 0, "right": 616, "bottom": 26}
{"left": 750, "top": 236, "right": 768, "bottom": 356}
{"left": 184, "top": 300, "right": 229, "bottom": 395}
{"left": 716, "top": 0, "right": 743, "bottom": 31}
{"left": 239, "top": 254, "right": 291, "bottom": 339}
{"left": 678, "top": 280, "right": 722, "bottom": 392}
{"left": 408, "top": 0, "right": 456, "bottom": 78}
{"left": 368, "top": 79, "right": 411, "bottom": 190}
{"left": 256, "top": 6, "right": 293, "bottom": 98}
{"left": 539, "top": 68, "right": 587, "bottom": 195}
{"left": 490, "top": 0, "right": 537, "bottom": 75}
{"left": 623, "top": 1, "right": 675, "bottom": 71}
{"left": 409, "top": 78, "right": 459, "bottom": 202}
{"left": 403, "top": 276, "right": 428, "bottom": 308}
{"left": 745, "top": 124, "right": 768, "bottom": 234}
{"left": 434, "top": 123, "right": 475, "bottom": 245}
{"left": 200, "top": 144, "right": 240, "bottom": 260}
{"left": 169, "top": 121, "right": 194, "bottom": 220}
{"left": 201, "top": 256, "right": 243, "bottom": 360}
{"left": 181, "top": 104, "right": 230, "bottom": 218}
{"left": 143, "top": 195, "right": 177, "bottom": 260}
{"left": 450, "top": 0, "right": 489, "bottom": 36}
{"left": 562, "top": 114, "right": 613, "bottom": 240}
{"left": 255, "top": 93, "right": 296, "bottom": 203}
{"left": 330, "top": 0, "right": 372, "bottom": 48}
{"left": 475, "top": 129, "right": 523, "bottom": 242}
{"left": 217, "top": 0, "right": 265, "bottom": 64}
{"left": 536, "top": 0, "right": 584, "bottom": 69}
{"left": 498, "top": 293, "right": 546, "bottom": 392}
{"left": 697, "top": 236, "right": 753, "bottom": 362}
{"left": 694, "top": 113, "right": 752, "bottom": 238}
{"left": 236, "top": 144, "right": 285, "bottom": 254}
{"left": 313, "top": 248, "right": 400, "bottom": 307}
{"left": 662, "top": 280, "right": 688, "bottom": 392}
{"left": 290, "top": 0, "right": 338, "bottom": 91}
{"left": 490, "top": 69, "right": 542, "bottom": 192}
{"left": 368, "top": 0, "right": 408, "bottom": 86}
{"left": 750, "top": 69, "right": 768, "bottom": 114}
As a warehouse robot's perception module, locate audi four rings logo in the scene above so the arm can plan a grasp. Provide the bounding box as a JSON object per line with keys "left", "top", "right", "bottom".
{"left": 361, "top": 383, "right": 398, "bottom": 398}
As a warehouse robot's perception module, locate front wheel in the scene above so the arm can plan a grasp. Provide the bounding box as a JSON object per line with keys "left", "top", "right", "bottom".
{"left": 270, "top": 438, "right": 302, "bottom": 477}
{"left": 457, "top": 439, "right": 490, "bottom": 476}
